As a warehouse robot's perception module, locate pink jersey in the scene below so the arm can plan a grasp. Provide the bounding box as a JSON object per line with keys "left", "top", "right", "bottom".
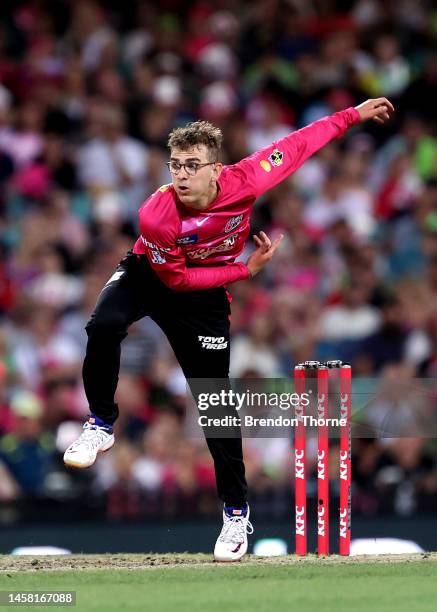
{"left": 133, "top": 107, "right": 360, "bottom": 290}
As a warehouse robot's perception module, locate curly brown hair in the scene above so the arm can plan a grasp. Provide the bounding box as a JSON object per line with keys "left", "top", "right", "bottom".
{"left": 167, "top": 121, "right": 223, "bottom": 161}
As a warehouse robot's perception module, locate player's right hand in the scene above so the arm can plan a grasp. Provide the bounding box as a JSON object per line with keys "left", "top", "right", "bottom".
{"left": 354, "top": 98, "right": 395, "bottom": 124}
{"left": 246, "top": 231, "right": 284, "bottom": 278}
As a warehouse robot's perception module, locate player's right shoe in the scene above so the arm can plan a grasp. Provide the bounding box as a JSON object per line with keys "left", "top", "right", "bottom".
{"left": 63, "top": 417, "right": 114, "bottom": 469}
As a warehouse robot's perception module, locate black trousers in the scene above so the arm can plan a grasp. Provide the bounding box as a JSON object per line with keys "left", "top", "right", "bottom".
{"left": 83, "top": 251, "right": 247, "bottom": 505}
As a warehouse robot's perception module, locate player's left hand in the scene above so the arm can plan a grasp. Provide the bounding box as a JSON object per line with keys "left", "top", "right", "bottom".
{"left": 246, "top": 231, "right": 284, "bottom": 278}
{"left": 355, "top": 98, "right": 395, "bottom": 125}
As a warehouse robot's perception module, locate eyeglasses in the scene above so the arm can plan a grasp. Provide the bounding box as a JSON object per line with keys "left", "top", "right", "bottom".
{"left": 166, "top": 160, "right": 217, "bottom": 176}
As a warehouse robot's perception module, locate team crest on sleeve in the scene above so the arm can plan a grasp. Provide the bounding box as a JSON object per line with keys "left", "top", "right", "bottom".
{"left": 268, "top": 149, "right": 284, "bottom": 167}
{"left": 224, "top": 214, "right": 243, "bottom": 233}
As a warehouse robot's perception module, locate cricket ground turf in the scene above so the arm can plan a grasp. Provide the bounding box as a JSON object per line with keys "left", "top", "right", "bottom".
{"left": 0, "top": 553, "right": 436, "bottom": 611}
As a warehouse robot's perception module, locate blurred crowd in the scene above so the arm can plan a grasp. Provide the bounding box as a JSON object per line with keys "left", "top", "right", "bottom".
{"left": 1, "top": 0, "right": 437, "bottom": 522}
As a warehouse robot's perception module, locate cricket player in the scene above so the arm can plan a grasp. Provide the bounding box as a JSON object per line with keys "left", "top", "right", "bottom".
{"left": 64, "top": 97, "right": 393, "bottom": 561}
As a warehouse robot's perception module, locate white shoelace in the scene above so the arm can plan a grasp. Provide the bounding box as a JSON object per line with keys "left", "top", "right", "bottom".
{"left": 219, "top": 515, "right": 254, "bottom": 544}
{"left": 69, "top": 423, "right": 111, "bottom": 452}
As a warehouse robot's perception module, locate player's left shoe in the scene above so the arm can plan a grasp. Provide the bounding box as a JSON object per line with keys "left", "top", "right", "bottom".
{"left": 214, "top": 504, "right": 253, "bottom": 562}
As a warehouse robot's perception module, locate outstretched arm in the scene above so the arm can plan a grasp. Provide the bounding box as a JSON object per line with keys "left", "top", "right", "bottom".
{"left": 233, "top": 98, "right": 394, "bottom": 199}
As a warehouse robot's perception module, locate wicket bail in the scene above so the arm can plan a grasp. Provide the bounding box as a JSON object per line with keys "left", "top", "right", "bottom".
{"left": 293, "top": 360, "right": 352, "bottom": 557}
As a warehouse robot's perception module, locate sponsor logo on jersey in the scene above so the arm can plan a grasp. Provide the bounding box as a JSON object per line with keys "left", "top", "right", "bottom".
{"left": 140, "top": 236, "right": 171, "bottom": 252}
{"left": 198, "top": 336, "right": 228, "bottom": 350}
{"left": 260, "top": 160, "right": 271, "bottom": 172}
{"left": 150, "top": 250, "right": 166, "bottom": 264}
{"left": 224, "top": 214, "right": 243, "bottom": 233}
{"left": 176, "top": 234, "right": 198, "bottom": 245}
{"left": 268, "top": 149, "right": 283, "bottom": 167}
{"left": 186, "top": 234, "right": 238, "bottom": 260}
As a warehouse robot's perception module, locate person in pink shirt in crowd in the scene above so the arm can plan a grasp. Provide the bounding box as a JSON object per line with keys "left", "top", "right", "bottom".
{"left": 63, "top": 97, "right": 394, "bottom": 561}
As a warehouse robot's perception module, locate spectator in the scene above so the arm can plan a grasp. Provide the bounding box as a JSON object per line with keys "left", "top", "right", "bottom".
{"left": 77, "top": 104, "right": 148, "bottom": 222}
{"left": 0, "top": 390, "right": 55, "bottom": 495}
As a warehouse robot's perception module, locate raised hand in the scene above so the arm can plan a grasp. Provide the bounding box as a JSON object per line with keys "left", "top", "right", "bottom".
{"left": 355, "top": 98, "right": 395, "bottom": 125}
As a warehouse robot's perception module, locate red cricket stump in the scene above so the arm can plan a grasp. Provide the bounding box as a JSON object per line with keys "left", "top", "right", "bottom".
{"left": 339, "top": 365, "right": 352, "bottom": 555}
{"left": 317, "top": 366, "right": 329, "bottom": 556}
{"left": 294, "top": 365, "right": 306, "bottom": 556}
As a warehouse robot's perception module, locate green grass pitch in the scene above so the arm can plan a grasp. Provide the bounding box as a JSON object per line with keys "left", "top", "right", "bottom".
{"left": 1, "top": 554, "right": 437, "bottom": 612}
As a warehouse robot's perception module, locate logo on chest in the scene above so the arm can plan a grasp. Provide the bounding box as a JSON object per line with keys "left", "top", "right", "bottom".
{"left": 224, "top": 214, "right": 243, "bottom": 233}
{"left": 187, "top": 234, "right": 238, "bottom": 260}
{"left": 176, "top": 234, "right": 199, "bottom": 245}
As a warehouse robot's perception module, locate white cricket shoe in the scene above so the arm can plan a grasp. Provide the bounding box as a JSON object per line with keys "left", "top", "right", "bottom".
{"left": 63, "top": 420, "right": 114, "bottom": 468}
{"left": 214, "top": 505, "right": 254, "bottom": 562}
